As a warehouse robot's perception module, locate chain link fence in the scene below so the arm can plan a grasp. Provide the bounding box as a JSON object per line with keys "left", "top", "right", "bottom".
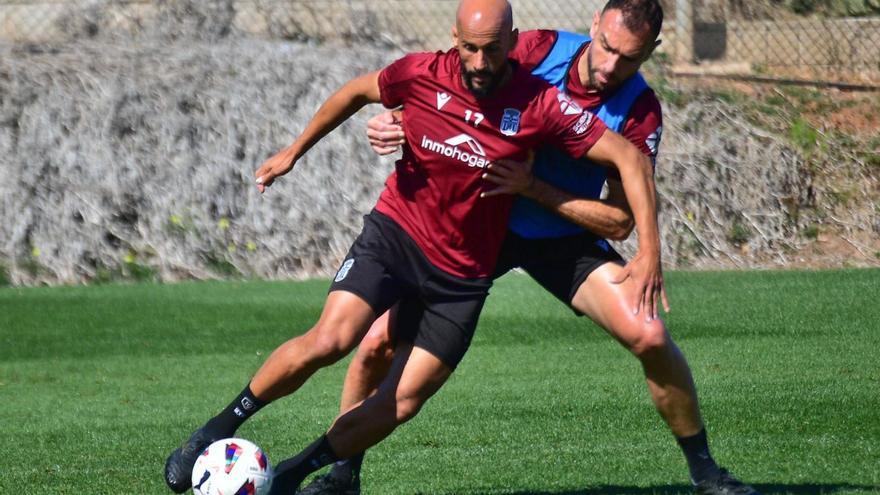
{"left": 1, "top": 0, "right": 878, "bottom": 84}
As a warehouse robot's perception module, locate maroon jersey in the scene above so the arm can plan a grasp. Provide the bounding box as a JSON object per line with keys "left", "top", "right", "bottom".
{"left": 376, "top": 49, "right": 607, "bottom": 278}
{"left": 513, "top": 30, "right": 663, "bottom": 161}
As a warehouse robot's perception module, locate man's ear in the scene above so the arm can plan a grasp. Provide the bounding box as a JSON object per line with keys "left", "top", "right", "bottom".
{"left": 642, "top": 39, "right": 662, "bottom": 61}
{"left": 590, "top": 10, "right": 601, "bottom": 38}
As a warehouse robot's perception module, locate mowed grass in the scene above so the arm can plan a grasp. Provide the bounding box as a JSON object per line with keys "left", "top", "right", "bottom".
{"left": 1, "top": 269, "right": 879, "bottom": 494}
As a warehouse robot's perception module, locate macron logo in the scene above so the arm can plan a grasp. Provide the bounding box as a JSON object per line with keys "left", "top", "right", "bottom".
{"left": 420, "top": 133, "right": 489, "bottom": 168}
{"left": 437, "top": 92, "right": 451, "bottom": 110}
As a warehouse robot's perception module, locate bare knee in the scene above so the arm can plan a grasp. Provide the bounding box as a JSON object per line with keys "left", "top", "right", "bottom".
{"left": 626, "top": 319, "right": 672, "bottom": 360}
{"left": 304, "top": 321, "right": 362, "bottom": 366}
{"left": 394, "top": 393, "right": 426, "bottom": 424}
{"left": 356, "top": 329, "right": 395, "bottom": 368}
{"left": 369, "top": 387, "right": 427, "bottom": 425}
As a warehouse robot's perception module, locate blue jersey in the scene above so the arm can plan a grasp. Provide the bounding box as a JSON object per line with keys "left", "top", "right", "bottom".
{"left": 508, "top": 31, "right": 651, "bottom": 242}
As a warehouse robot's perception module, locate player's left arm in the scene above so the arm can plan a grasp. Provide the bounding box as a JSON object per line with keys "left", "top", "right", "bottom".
{"left": 583, "top": 128, "right": 667, "bottom": 319}
{"left": 599, "top": 90, "right": 663, "bottom": 238}
{"left": 483, "top": 92, "right": 662, "bottom": 242}
{"left": 255, "top": 71, "right": 383, "bottom": 192}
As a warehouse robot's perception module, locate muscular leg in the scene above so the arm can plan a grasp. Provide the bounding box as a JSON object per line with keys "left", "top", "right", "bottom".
{"left": 295, "top": 307, "right": 397, "bottom": 493}
{"left": 165, "top": 290, "right": 379, "bottom": 494}
{"left": 329, "top": 343, "right": 451, "bottom": 456}
{"left": 271, "top": 344, "right": 453, "bottom": 491}
{"left": 572, "top": 262, "right": 702, "bottom": 437}
{"left": 250, "top": 290, "right": 379, "bottom": 401}
{"left": 339, "top": 305, "right": 397, "bottom": 411}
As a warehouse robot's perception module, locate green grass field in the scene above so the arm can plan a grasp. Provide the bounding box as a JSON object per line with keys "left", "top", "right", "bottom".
{"left": 1, "top": 269, "right": 879, "bottom": 494}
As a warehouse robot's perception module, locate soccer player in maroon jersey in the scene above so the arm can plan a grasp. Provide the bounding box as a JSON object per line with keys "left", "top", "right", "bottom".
{"left": 302, "top": 2, "right": 761, "bottom": 495}
{"left": 163, "top": 1, "right": 665, "bottom": 493}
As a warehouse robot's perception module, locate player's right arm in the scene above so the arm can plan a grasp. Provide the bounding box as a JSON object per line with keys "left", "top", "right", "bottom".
{"left": 255, "top": 70, "right": 383, "bottom": 192}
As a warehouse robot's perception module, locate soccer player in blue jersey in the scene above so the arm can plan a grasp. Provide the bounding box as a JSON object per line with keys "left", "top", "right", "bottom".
{"left": 299, "top": 1, "right": 761, "bottom": 495}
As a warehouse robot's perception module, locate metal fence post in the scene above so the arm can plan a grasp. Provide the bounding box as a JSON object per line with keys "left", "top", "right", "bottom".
{"left": 675, "top": 0, "right": 694, "bottom": 64}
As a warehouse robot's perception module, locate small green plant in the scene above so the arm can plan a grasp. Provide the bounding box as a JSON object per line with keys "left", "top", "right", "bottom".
{"left": 203, "top": 252, "right": 241, "bottom": 278}
{"left": 790, "top": 117, "right": 819, "bottom": 152}
{"left": 728, "top": 221, "right": 752, "bottom": 246}
{"left": 122, "top": 252, "right": 156, "bottom": 282}
{"left": 802, "top": 224, "right": 820, "bottom": 240}
{"left": 0, "top": 263, "right": 10, "bottom": 287}
{"left": 166, "top": 214, "right": 189, "bottom": 236}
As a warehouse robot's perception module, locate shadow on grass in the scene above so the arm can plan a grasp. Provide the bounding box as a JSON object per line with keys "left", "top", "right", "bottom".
{"left": 451, "top": 484, "right": 880, "bottom": 495}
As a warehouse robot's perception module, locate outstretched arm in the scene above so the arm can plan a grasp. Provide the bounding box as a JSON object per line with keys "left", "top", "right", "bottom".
{"left": 583, "top": 130, "right": 667, "bottom": 319}
{"left": 255, "top": 70, "right": 383, "bottom": 192}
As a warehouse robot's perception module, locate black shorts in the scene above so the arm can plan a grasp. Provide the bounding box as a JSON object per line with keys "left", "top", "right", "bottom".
{"left": 329, "top": 210, "right": 491, "bottom": 369}
{"left": 492, "top": 230, "right": 624, "bottom": 314}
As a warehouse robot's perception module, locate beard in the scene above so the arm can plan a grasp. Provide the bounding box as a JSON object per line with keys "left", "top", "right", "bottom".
{"left": 461, "top": 66, "right": 504, "bottom": 98}
{"left": 587, "top": 47, "right": 617, "bottom": 90}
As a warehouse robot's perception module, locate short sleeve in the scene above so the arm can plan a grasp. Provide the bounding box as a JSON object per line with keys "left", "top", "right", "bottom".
{"left": 509, "top": 30, "right": 558, "bottom": 71}
{"left": 539, "top": 89, "right": 608, "bottom": 159}
{"left": 621, "top": 89, "right": 663, "bottom": 160}
{"left": 378, "top": 52, "right": 435, "bottom": 109}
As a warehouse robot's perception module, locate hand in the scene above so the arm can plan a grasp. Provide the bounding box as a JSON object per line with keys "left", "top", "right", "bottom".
{"left": 366, "top": 110, "right": 405, "bottom": 155}
{"left": 612, "top": 249, "right": 670, "bottom": 321}
{"left": 255, "top": 147, "right": 296, "bottom": 193}
{"left": 480, "top": 151, "right": 535, "bottom": 198}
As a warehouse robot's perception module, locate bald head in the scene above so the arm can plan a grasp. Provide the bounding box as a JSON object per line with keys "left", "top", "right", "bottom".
{"left": 453, "top": 0, "right": 517, "bottom": 98}
{"left": 456, "top": 0, "right": 513, "bottom": 35}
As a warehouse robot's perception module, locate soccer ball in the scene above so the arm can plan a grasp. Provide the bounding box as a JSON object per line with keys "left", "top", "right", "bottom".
{"left": 191, "top": 438, "right": 273, "bottom": 495}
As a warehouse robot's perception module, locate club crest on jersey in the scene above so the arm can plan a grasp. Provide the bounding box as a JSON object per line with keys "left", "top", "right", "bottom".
{"left": 436, "top": 92, "right": 451, "bottom": 110}
{"left": 500, "top": 108, "right": 521, "bottom": 136}
{"left": 335, "top": 259, "right": 354, "bottom": 282}
{"left": 556, "top": 93, "right": 583, "bottom": 116}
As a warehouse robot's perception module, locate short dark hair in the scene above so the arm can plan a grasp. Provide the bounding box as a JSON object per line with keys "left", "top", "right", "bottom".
{"left": 602, "top": 0, "right": 664, "bottom": 40}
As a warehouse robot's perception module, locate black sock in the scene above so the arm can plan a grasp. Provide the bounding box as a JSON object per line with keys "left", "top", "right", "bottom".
{"left": 204, "top": 384, "right": 268, "bottom": 438}
{"left": 272, "top": 435, "right": 340, "bottom": 492}
{"left": 328, "top": 452, "right": 365, "bottom": 484}
{"left": 676, "top": 428, "right": 721, "bottom": 484}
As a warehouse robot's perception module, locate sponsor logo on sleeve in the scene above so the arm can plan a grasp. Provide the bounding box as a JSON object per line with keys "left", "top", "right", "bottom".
{"left": 573, "top": 112, "right": 593, "bottom": 135}
{"left": 500, "top": 108, "right": 521, "bottom": 136}
{"left": 645, "top": 125, "right": 663, "bottom": 156}
{"left": 557, "top": 93, "right": 583, "bottom": 116}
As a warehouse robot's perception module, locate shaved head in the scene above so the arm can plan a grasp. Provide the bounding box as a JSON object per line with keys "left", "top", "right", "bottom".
{"left": 456, "top": 0, "right": 513, "bottom": 35}
{"left": 452, "top": 0, "right": 517, "bottom": 97}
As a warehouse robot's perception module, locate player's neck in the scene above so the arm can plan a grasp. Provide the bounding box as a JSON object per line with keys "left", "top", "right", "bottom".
{"left": 576, "top": 52, "right": 599, "bottom": 94}
{"left": 494, "top": 62, "right": 515, "bottom": 93}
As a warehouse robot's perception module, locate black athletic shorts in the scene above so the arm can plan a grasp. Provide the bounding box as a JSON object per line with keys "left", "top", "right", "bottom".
{"left": 492, "top": 230, "right": 624, "bottom": 315}
{"left": 329, "top": 210, "right": 492, "bottom": 369}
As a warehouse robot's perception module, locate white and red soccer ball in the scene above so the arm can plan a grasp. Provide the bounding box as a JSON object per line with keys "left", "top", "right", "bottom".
{"left": 191, "top": 438, "right": 273, "bottom": 495}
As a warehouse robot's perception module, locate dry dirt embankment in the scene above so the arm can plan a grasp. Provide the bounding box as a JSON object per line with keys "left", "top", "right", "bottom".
{"left": 1, "top": 33, "right": 877, "bottom": 286}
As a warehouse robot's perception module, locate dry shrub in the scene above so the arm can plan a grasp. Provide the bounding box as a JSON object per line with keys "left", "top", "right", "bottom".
{"left": 0, "top": 35, "right": 401, "bottom": 285}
